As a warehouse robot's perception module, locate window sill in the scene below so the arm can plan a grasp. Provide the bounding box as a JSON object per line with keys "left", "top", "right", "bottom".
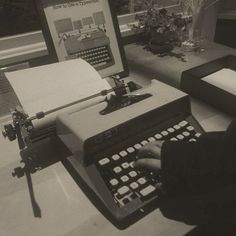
{"left": 0, "top": 31, "right": 48, "bottom": 67}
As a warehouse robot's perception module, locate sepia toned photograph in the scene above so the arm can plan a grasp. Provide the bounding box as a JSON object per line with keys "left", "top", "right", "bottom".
{"left": 0, "top": 0, "right": 236, "bottom": 235}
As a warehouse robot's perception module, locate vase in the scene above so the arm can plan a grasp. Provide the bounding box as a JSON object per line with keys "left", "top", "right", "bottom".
{"left": 182, "top": 2, "right": 205, "bottom": 52}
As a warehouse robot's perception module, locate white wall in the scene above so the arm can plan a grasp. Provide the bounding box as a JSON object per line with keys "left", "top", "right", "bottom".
{"left": 198, "top": 0, "right": 223, "bottom": 40}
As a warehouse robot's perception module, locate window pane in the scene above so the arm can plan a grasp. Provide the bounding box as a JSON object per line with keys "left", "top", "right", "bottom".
{"left": 114, "top": 0, "right": 180, "bottom": 15}
{"left": 113, "top": 0, "right": 131, "bottom": 15}
{"left": 0, "top": 0, "right": 41, "bottom": 37}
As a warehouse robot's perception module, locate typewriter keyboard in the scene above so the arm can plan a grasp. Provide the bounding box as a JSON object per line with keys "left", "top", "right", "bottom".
{"left": 68, "top": 45, "right": 114, "bottom": 70}
{"left": 96, "top": 119, "right": 202, "bottom": 208}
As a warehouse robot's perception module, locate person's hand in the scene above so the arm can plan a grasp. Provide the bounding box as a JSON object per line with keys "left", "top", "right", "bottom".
{"left": 133, "top": 140, "right": 164, "bottom": 172}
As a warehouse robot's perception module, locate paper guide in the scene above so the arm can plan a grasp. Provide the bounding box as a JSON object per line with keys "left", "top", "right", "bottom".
{"left": 5, "top": 59, "right": 111, "bottom": 118}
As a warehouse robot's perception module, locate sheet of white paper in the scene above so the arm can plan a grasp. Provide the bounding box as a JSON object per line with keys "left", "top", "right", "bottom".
{"left": 5, "top": 59, "right": 111, "bottom": 117}
{"left": 201, "top": 68, "right": 236, "bottom": 95}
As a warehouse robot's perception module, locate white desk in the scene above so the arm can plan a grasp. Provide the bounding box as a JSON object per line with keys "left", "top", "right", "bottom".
{"left": 0, "top": 69, "right": 233, "bottom": 236}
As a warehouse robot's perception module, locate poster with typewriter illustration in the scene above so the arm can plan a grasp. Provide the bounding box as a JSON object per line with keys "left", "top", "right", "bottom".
{"left": 38, "top": 0, "right": 124, "bottom": 78}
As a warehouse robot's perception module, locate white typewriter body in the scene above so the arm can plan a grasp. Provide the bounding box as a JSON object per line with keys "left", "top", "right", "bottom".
{"left": 56, "top": 80, "right": 188, "bottom": 163}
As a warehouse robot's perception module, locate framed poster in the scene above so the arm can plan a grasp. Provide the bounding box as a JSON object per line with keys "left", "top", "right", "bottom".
{"left": 35, "top": 0, "right": 128, "bottom": 78}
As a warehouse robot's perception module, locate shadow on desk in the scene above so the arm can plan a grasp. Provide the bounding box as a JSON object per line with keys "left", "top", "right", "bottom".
{"left": 11, "top": 136, "right": 71, "bottom": 218}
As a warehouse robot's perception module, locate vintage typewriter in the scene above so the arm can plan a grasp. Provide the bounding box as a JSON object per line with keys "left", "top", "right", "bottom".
{"left": 2, "top": 77, "right": 204, "bottom": 229}
{"left": 55, "top": 79, "right": 204, "bottom": 229}
{"left": 65, "top": 30, "right": 114, "bottom": 70}
{"left": 54, "top": 15, "right": 114, "bottom": 70}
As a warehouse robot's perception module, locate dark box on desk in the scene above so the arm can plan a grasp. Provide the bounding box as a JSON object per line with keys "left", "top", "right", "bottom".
{"left": 181, "top": 55, "right": 236, "bottom": 115}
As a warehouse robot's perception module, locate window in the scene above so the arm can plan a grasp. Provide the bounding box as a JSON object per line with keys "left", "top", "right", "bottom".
{"left": 114, "top": 0, "right": 181, "bottom": 15}
{"left": 0, "top": 0, "right": 41, "bottom": 37}
{"left": 0, "top": 0, "right": 181, "bottom": 66}
{"left": 0, "top": 0, "right": 45, "bottom": 66}
{"left": 115, "top": 0, "right": 182, "bottom": 39}
{"left": 0, "top": 0, "right": 181, "bottom": 39}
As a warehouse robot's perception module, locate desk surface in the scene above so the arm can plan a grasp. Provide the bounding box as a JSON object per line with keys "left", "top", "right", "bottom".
{"left": 0, "top": 140, "right": 195, "bottom": 236}
{"left": 0, "top": 52, "right": 234, "bottom": 235}
{"left": 125, "top": 41, "right": 236, "bottom": 88}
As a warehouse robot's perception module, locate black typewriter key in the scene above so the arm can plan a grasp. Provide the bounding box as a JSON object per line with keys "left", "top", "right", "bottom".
{"left": 148, "top": 137, "right": 156, "bottom": 142}
{"left": 167, "top": 128, "right": 175, "bottom": 133}
{"left": 130, "top": 182, "right": 139, "bottom": 190}
{"left": 161, "top": 131, "right": 169, "bottom": 137}
{"left": 127, "top": 147, "right": 135, "bottom": 154}
{"left": 179, "top": 120, "right": 188, "bottom": 127}
{"left": 173, "top": 124, "right": 181, "bottom": 130}
{"left": 141, "top": 140, "right": 148, "bottom": 146}
{"left": 189, "top": 138, "right": 197, "bottom": 142}
{"left": 129, "top": 161, "right": 135, "bottom": 168}
{"left": 170, "top": 138, "right": 178, "bottom": 142}
{"left": 154, "top": 134, "right": 162, "bottom": 140}
{"left": 195, "top": 133, "right": 201, "bottom": 138}
{"left": 139, "top": 185, "right": 156, "bottom": 199}
{"left": 117, "top": 186, "right": 130, "bottom": 198}
{"left": 120, "top": 175, "right": 129, "bottom": 183}
{"left": 119, "top": 150, "right": 128, "bottom": 158}
{"left": 170, "top": 137, "right": 178, "bottom": 141}
{"left": 130, "top": 193, "right": 137, "bottom": 200}
{"left": 98, "top": 158, "right": 110, "bottom": 166}
{"left": 128, "top": 171, "right": 138, "bottom": 178}
{"left": 111, "top": 154, "right": 120, "bottom": 161}
{"left": 121, "top": 162, "right": 129, "bottom": 169}
{"left": 122, "top": 197, "right": 130, "bottom": 205}
{"left": 113, "top": 166, "right": 122, "bottom": 174}
{"left": 182, "top": 131, "right": 190, "bottom": 138}
{"left": 109, "top": 178, "right": 119, "bottom": 187}
{"left": 137, "top": 177, "right": 147, "bottom": 186}
{"left": 187, "top": 126, "right": 194, "bottom": 132}
{"left": 176, "top": 134, "right": 184, "bottom": 140}
{"left": 134, "top": 143, "right": 142, "bottom": 150}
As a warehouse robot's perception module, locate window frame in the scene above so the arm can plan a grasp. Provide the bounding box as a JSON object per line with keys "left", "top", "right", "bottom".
{"left": 0, "top": 30, "right": 47, "bottom": 67}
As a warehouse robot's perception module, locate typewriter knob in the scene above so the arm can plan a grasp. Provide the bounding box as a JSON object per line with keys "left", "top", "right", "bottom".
{"left": 12, "top": 167, "right": 24, "bottom": 178}
{"left": 2, "top": 124, "right": 16, "bottom": 141}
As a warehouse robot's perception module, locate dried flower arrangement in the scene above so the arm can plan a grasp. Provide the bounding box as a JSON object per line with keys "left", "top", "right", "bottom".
{"left": 135, "top": 0, "right": 190, "bottom": 60}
